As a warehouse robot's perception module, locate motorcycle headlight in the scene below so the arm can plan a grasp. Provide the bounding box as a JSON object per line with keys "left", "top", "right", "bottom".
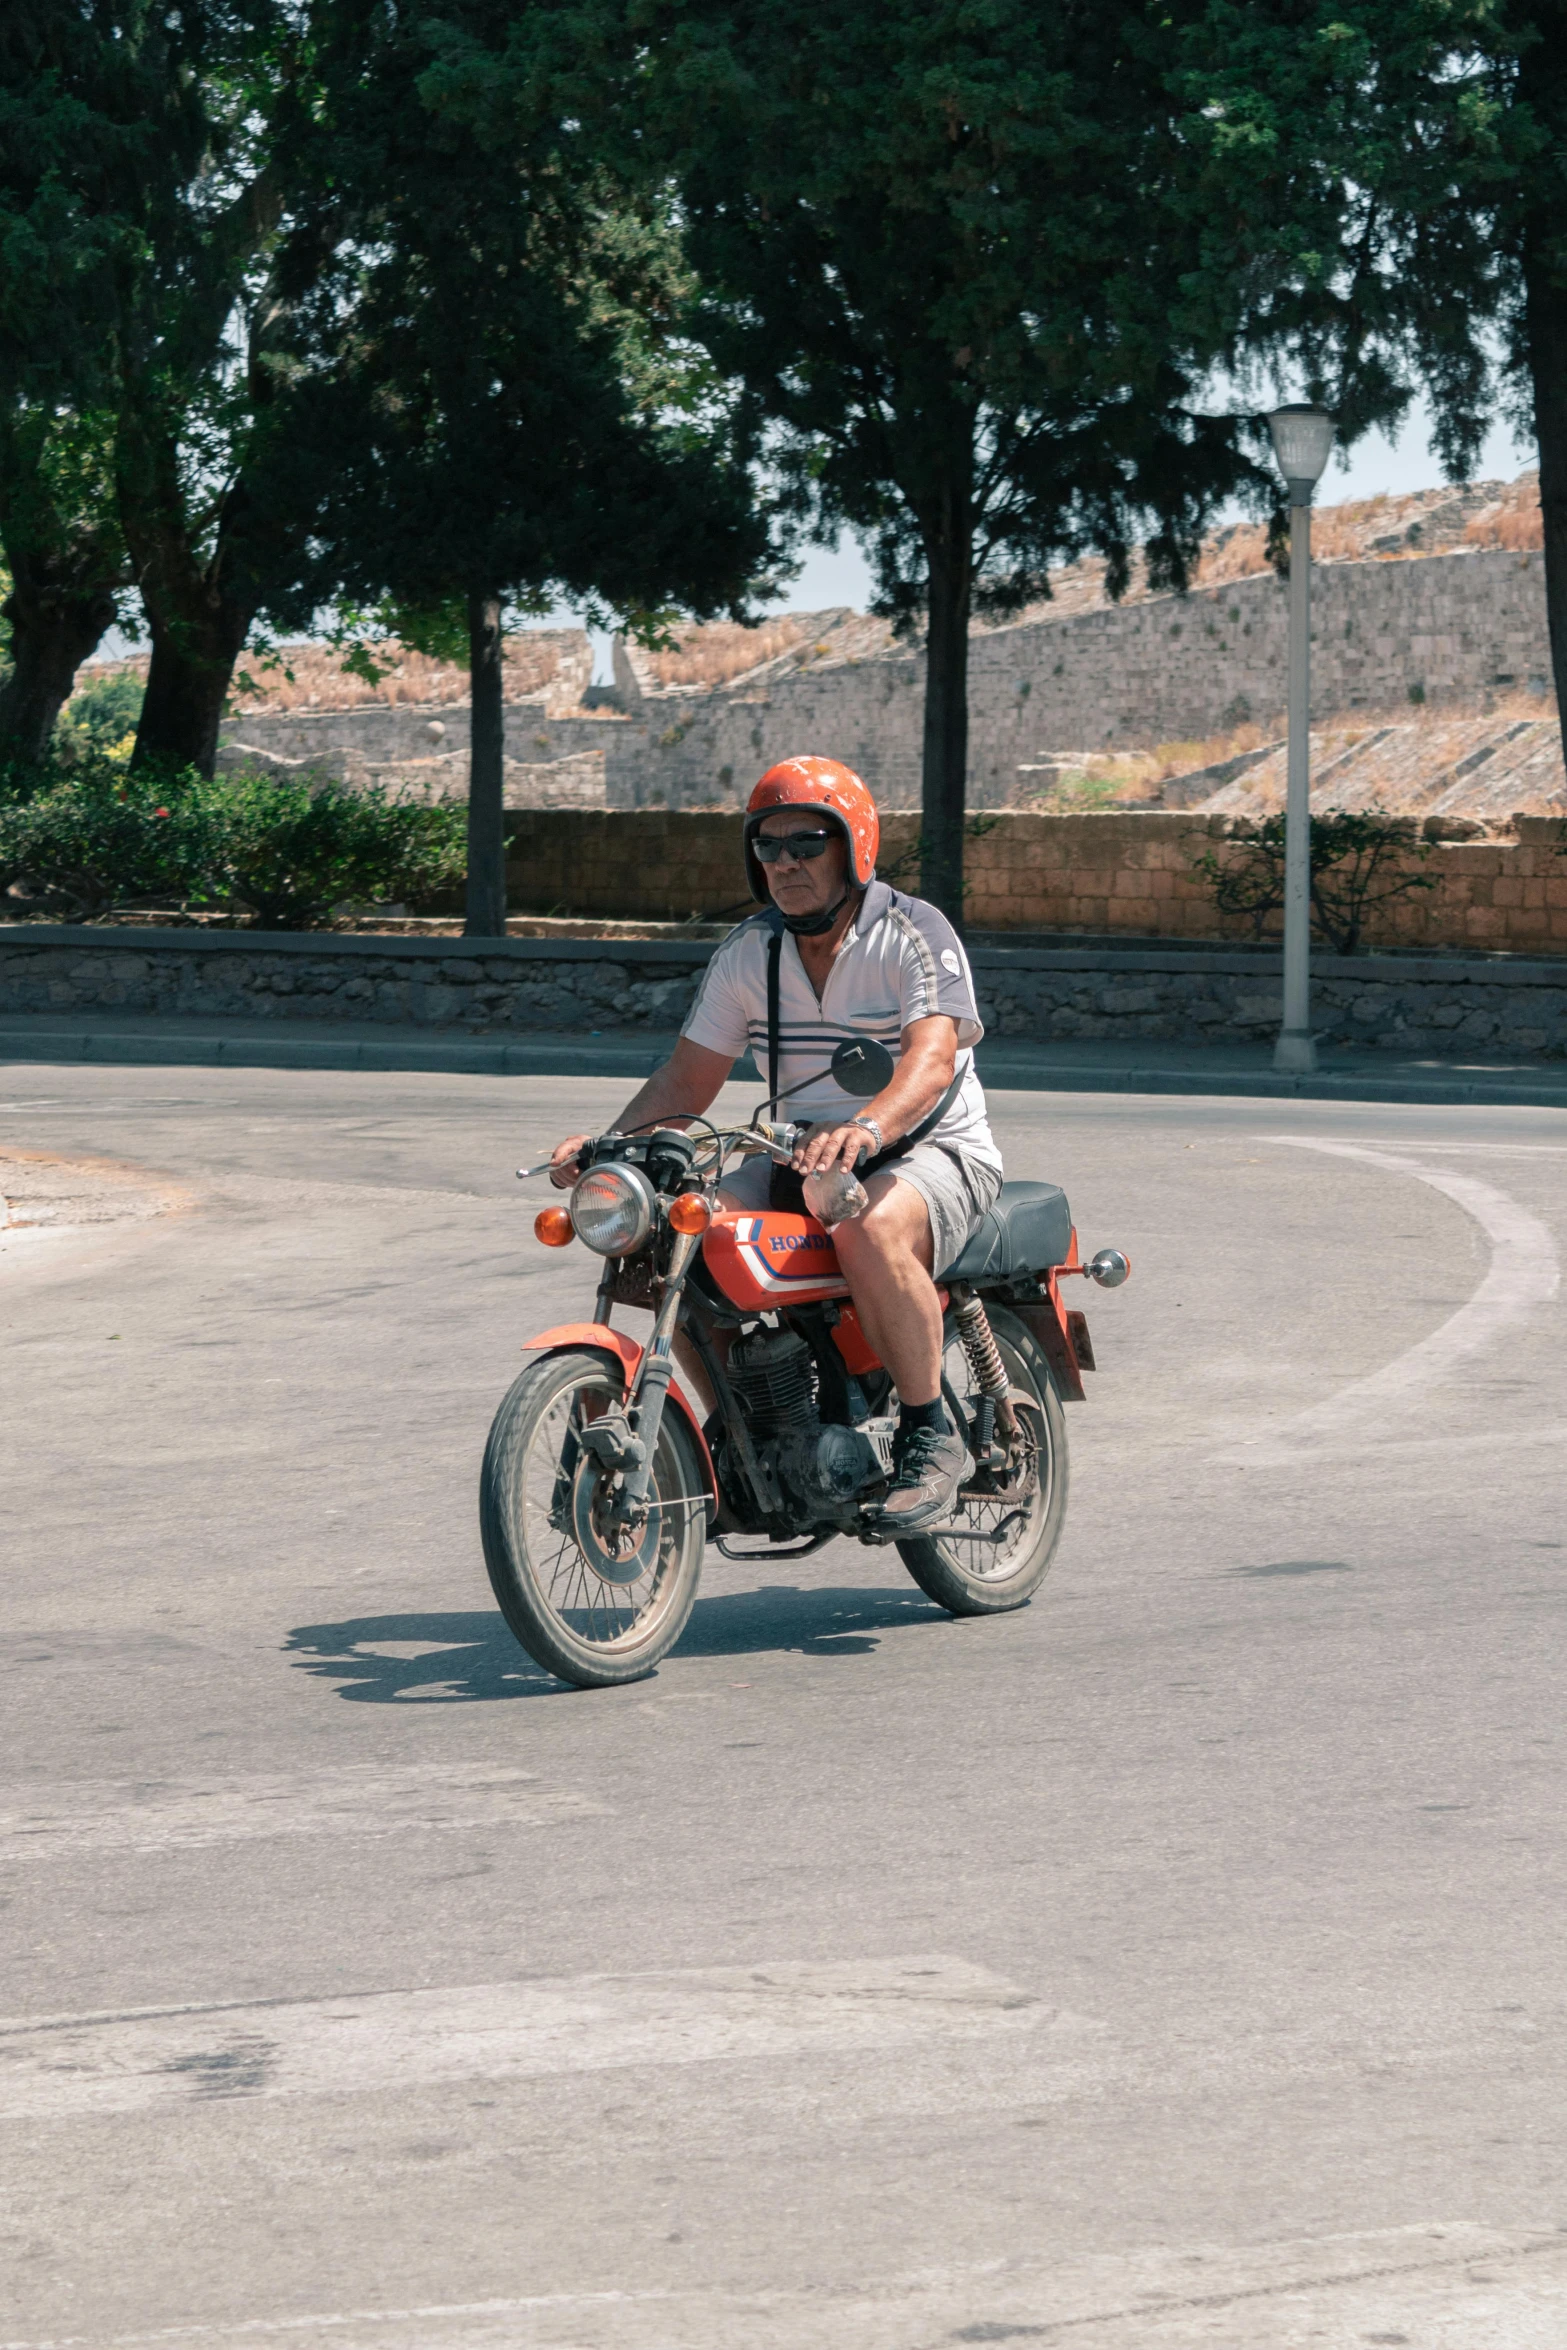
{"left": 569, "top": 1163, "right": 657, "bottom": 1257}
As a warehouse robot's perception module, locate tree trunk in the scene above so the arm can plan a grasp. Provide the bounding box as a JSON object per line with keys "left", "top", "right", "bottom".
{"left": 919, "top": 538, "right": 973, "bottom": 927}
{"left": 465, "top": 591, "right": 507, "bottom": 937}
{"left": 0, "top": 557, "right": 119, "bottom": 761}
{"left": 132, "top": 615, "right": 252, "bottom": 777}
{"left": 119, "top": 423, "right": 258, "bottom": 777}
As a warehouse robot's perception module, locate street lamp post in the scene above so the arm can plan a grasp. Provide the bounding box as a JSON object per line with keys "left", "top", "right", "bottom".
{"left": 1266, "top": 404, "right": 1336, "bottom": 1074}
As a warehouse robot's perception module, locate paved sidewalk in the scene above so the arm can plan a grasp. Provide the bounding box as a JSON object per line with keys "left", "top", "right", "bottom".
{"left": 4, "top": 1007, "right": 1567, "bottom": 1107}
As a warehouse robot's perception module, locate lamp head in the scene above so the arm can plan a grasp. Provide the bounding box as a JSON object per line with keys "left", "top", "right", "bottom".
{"left": 1267, "top": 404, "right": 1336, "bottom": 506}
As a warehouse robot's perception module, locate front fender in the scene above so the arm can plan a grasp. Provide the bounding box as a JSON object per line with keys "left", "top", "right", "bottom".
{"left": 521, "top": 1323, "right": 716, "bottom": 1491}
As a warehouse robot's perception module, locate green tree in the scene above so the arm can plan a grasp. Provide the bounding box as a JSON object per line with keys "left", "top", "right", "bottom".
{"left": 1173, "top": 0, "right": 1567, "bottom": 760}
{"left": 0, "top": 3, "right": 143, "bottom": 753}
{"left": 110, "top": 0, "right": 301, "bottom": 777}
{"left": 0, "top": 408, "right": 128, "bottom": 759}
{"left": 461, "top": 0, "right": 1282, "bottom": 920}
{"left": 0, "top": 0, "right": 323, "bottom": 777}
{"left": 266, "top": 0, "right": 773, "bottom": 936}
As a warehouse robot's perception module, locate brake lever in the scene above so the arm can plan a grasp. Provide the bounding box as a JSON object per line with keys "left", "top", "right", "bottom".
{"left": 735, "top": 1134, "right": 799, "bottom": 1165}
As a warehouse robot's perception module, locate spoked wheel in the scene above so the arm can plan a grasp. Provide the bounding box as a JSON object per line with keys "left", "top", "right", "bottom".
{"left": 480, "top": 1349, "right": 707, "bottom": 1688}
{"left": 896, "top": 1303, "right": 1068, "bottom": 1616}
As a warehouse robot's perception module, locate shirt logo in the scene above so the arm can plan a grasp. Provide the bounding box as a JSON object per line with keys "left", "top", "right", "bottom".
{"left": 940, "top": 949, "right": 961, "bottom": 974}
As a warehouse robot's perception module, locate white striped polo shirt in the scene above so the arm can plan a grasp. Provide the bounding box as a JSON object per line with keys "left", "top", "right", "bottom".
{"left": 681, "top": 879, "right": 1001, "bottom": 1174}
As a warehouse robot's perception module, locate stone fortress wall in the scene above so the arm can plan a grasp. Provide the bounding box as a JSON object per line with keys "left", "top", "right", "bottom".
{"left": 219, "top": 547, "right": 1551, "bottom": 811}
{"left": 207, "top": 475, "right": 1558, "bottom": 822}
{"left": 218, "top": 545, "right": 1553, "bottom": 822}
{"left": 598, "top": 546, "right": 1552, "bottom": 810}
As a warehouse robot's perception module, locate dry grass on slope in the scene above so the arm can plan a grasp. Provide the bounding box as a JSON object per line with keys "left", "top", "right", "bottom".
{"left": 1017, "top": 470, "right": 1542, "bottom": 620}
{"left": 77, "top": 631, "right": 593, "bottom": 718}
{"left": 636, "top": 613, "right": 824, "bottom": 689}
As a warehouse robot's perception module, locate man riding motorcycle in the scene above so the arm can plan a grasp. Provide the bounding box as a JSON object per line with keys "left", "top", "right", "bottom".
{"left": 549, "top": 756, "right": 1003, "bottom": 1532}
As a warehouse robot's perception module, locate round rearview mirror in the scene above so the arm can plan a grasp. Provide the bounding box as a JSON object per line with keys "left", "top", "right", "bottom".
{"left": 830, "top": 1037, "right": 895, "bottom": 1097}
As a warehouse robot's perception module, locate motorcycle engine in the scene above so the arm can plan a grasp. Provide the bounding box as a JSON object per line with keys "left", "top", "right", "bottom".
{"left": 728, "top": 1327, "right": 885, "bottom": 1518}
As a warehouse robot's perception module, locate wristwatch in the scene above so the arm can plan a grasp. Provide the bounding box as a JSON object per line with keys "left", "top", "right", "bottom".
{"left": 850, "top": 1115, "right": 883, "bottom": 1155}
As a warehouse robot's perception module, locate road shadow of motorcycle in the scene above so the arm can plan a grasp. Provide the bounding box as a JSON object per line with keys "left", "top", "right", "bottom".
{"left": 285, "top": 1585, "right": 949, "bottom": 1701}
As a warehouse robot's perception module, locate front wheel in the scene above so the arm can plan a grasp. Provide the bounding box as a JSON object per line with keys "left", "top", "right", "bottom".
{"left": 480, "top": 1349, "right": 707, "bottom": 1688}
{"left": 897, "top": 1304, "right": 1069, "bottom": 1616}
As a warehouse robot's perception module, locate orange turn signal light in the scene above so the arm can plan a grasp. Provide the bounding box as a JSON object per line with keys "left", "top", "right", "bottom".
{"left": 534, "top": 1205, "right": 575, "bottom": 1247}
{"left": 667, "top": 1190, "right": 713, "bottom": 1236}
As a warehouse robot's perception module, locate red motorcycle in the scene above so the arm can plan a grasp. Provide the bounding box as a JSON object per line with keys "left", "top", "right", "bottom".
{"left": 482, "top": 1042, "right": 1129, "bottom": 1688}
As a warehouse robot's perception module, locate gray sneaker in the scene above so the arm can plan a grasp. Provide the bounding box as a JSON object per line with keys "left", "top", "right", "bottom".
{"left": 872, "top": 1421, "right": 969, "bottom": 1534}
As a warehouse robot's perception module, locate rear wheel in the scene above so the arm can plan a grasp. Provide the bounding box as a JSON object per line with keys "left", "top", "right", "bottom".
{"left": 480, "top": 1349, "right": 706, "bottom": 1688}
{"left": 896, "top": 1304, "right": 1068, "bottom": 1616}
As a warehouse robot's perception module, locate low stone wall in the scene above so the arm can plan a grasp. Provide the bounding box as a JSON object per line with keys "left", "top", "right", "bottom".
{"left": 4, "top": 927, "right": 1565, "bottom": 1059}
{"left": 0, "top": 932, "right": 703, "bottom": 1035}
{"left": 974, "top": 948, "right": 1567, "bottom": 1056}
{"left": 501, "top": 809, "right": 1567, "bottom": 956}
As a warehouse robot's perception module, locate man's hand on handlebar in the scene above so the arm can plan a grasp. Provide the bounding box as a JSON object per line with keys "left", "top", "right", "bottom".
{"left": 793, "top": 1121, "right": 874, "bottom": 1179}
{"left": 548, "top": 1135, "right": 593, "bottom": 1189}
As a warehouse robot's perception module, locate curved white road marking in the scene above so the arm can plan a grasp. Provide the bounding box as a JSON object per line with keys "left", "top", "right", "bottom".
{"left": 1261, "top": 1138, "right": 1559, "bottom": 1446}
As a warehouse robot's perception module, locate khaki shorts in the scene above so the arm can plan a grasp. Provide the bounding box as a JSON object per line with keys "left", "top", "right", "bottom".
{"left": 721, "top": 1141, "right": 1002, "bottom": 1278}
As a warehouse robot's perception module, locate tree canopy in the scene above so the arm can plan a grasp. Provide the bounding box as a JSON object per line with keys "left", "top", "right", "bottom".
{"left": 445, "top": 0, "right": 1298, "bottom": 915}
{"left": 263, "top": 0, "right": 773, "bottom": 930}
{"left": 2, "top": 0, "right": 1557, "bottom": 916}
{"left": 1173, "top": 0, "right": 1565, "bottom": 753}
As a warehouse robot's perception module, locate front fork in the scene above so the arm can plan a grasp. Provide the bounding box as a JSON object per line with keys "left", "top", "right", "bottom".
{"left": 582, "top": 1229, "right": 701, "bottom": 1521}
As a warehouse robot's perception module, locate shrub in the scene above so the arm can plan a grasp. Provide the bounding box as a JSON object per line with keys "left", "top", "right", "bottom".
{"left": 1193, "top": 808, "right": 1438, "bottom": 955}
{"left": 0, "top": 757, "right": 467, "bottom": 928}
{"left": 0, "top": 762, "right": 199, "bottom": 917}
{"left": 55, "top": 668, "right": 145, "bottom": 761}
{"left": 192, "top": 767, "right": 466, "bottom": 929}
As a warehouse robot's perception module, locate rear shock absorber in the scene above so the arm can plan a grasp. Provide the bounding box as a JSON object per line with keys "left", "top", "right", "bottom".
{"left": 951, "top": 1288, "right": 1019, "bottom": 1444}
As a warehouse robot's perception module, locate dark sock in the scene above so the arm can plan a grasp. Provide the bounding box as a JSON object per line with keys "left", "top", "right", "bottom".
{"left": 898, "top": 1397, "right": 947, "bottom": 1438}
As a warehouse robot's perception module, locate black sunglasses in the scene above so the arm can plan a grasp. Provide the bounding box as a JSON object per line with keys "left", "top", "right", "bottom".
{"left": 753, "top": 829, "right": 835, "bottom": 864}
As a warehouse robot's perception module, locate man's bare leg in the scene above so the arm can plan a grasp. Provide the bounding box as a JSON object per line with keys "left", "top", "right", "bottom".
{"left": 828, "top": 1171, "right": 942, "bottom": 1404}
{"left": 830, "top": 1171, "right": 968, "bottom": 1526}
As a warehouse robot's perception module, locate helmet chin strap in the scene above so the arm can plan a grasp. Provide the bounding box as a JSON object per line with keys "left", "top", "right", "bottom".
{"left": 780, "top": 887, "right": 854, "bottom": 937}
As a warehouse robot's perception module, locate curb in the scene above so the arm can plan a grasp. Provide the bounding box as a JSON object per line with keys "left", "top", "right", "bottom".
{"left": 0, "top": 1023, "right": 676, "bottom": 1080}
{"left": 3, "top": 1018, "right": 1567, "bottom": 1108}
{"left": 975, "top": 1055, "right": 1567, "bottom": 1108}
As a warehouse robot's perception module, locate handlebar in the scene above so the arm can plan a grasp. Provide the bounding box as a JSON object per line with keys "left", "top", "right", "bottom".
{"left": 517, "top": 1118, "right": 807, "bottom": 1185}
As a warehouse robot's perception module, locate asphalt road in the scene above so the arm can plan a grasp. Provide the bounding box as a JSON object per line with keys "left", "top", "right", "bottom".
{"left": 2, "top": 1062, "right": 1565, "bottom": 2349}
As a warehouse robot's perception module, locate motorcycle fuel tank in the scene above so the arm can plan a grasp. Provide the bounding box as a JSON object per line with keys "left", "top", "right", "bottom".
{"left": 700, "top": 1210, "right": 850, "bottom": 1311}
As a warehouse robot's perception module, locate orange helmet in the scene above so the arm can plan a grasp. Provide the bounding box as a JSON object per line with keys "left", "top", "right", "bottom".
{"left": 743, "top": 756, "right": 879, "bottom": 905}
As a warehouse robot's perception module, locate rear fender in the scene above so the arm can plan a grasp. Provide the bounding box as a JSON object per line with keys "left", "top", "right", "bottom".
{"left": 1000, "top": 1227, "right": 1090, "bottom": 1403}
{"left": 520, "top": 1323, "right": 717, "bottom": 1488}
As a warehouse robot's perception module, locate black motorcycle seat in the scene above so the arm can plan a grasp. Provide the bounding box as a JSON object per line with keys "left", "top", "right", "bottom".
{"left": 938, "top": 1179, "right": 1073, "bottom": 1284}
